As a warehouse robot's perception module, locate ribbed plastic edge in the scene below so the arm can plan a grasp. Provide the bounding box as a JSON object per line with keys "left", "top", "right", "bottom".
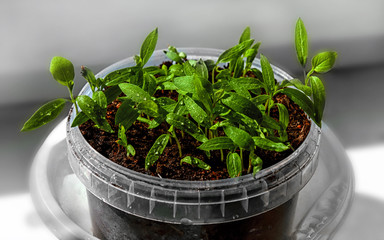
{"left": 66, "top": 48, "right": 321, "bottom": 224}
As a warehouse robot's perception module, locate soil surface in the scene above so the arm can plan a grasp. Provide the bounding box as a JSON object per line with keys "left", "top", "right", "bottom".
{"left": 79, "top": 66, "right": 311, "bottom": 181}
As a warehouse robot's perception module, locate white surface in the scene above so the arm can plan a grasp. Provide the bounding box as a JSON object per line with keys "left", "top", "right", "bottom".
{"left": 0, "top": 144, "right": 382, "bottom": 239}
{"left": 346, "top": 144, "right": 384, "bottom": 201}
{"left": 0, "top": 193, "right": 55, "bottom": 240}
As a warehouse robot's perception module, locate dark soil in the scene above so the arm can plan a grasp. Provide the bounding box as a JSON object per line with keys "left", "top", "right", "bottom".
{"left": 79, "top": 67, "right": 310, "bottom": 181}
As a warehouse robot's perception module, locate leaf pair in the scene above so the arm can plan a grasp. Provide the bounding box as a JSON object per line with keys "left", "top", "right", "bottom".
{"left": 164, "top": 46, "right": 185, "bottom": 64}
{"left": 22, "top": 56, "right": 76, "bottom": 132}
{"left": 117, "top": 125, "right": 136, "bottom": 157}
{"left": 295, "top": 18, "right": 337, "bottom": 73}
{"left": 294, "top": 18, "right": 336, "bottom": 127}
{"left": 76, "top": 93, "right": 113, "bottom": 132}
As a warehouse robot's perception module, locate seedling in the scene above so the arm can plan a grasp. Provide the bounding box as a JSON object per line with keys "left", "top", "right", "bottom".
{"left": 22, "top": 18, "right": 336, "bottom": 178}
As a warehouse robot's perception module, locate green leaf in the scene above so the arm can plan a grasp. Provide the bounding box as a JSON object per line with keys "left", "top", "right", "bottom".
{"left": 232, "top": 57, "right": 244, "bottom": 78}
{"left": 213, "top": 89, "right": 225, "bottom": 104}
{"left": 117, "top": 124, "right": 128, "bottom": 147}
{"left": 204, "top": 59, "right": 216, "bottom": 72}
{"left": 131, "top": 68, "right": 144, "bottom": 87}
{"left": 156, "top": 97, "right": 176, "bottom": 113}
{"left": 276, "top": 103, "right": 289, "bottom": 130}
{"left": 80, "top": 66, "right": 97, "bottom": 90}
{"left": 278, "top": 88, "right": 315, "bottom": 121}
{"left": 92, "top": 91, "right": 107, "bottom": 109}
{"left": 119, "top": 83, "right": 151, "bottom": 103}
{"left": 217, "top": 111, "right": 249, "bottom": 130}
{"left": 260, "top": 54, "right": 275, "bottom": 94}
{"left": 231, "top": 77, "right": 264, "bottom": 90}
{"left": 213, "top": 79, "right": 231, "bottom": 91}
{"left": 250, "top": 154, "right": 263, "bottom": 176}
{"left": 104, "top": 85, "right": 122, "bottom": 103}
{"left": 216, "top": 69, "right": 232, "bottom": 81}
{"left": 166, "top": 113, "right": 208, "bottom": 143}
{"left": 158, "top": 82, "right": 178, "bottom": 91}
{"left": 127, "top": 144, "right": 136, "bottom": 157}
{"left": 226, "top": 152, "right": 242, "bottom": 178}
{"left": 253, "top": 137, "right": 289, "bottom": 152}
{"left": 165, "top": 46, "right": 185, "bottom": 64}
{"left": 261, "top": 115, "right": 281, "bottom": 130}
{"left": 134, "top": 55, "right": 143, "bottom": 66}
{"left": 295, "top": 18, "right": 308, "bottom": 67}
{"left": 76, "top": 95, "right": 113, "bottom": 132}
{"left": 172, "top": 96, "right": 188, "bottom": 115}
{"left": 104, "top": 66, "right": 137, "bottom": 86}
{"left": 198, "top": 137, "right": 236, "bottom": 151}
{"left": 288, "top": 78, "right": 312, "bottom": 96}
{"left": 143, "top": 73, "right": 157, "bottom": 96}
{"left": 21, "top": 98, "right": 66, "bottom": 131}
{"left": 144, "top": 66, "right": 165, "bottom": 75}
{"left": 173, "top": 76, "right": 195, "bottom": 93}
{"left": 183, "top": 95, "right": 209, "bottom": 125}
{"left": 251, "top": 95, "right": 269, "bottom": 106}
{"left": 148, "top": 115, "right": 166, "bottom": 129}
{"left": 169, "top": 64, "right": 184, "bottom": 76}
{"left": 165, "top": 50, "right": 182, "bottom": 64}
{"left": 239, "top": 26, "right": 251, "bottom": 44}
{"left": 140, "top": 28, "right": 158, "bottom": 65}
{"left": 229, "top": 80, "right": 251, "bottom": 99}
{"left": 145, "top": 134, "right": 170, "bottom": 170}
{"left": 249, "top": 68, "right": 263, "bottom": 82}
{"left": 138, "top": 100, "right": 160, "bottom": 117}
{"left": 183, "top": 61, "right": 196, "bottom": 76}
{"left": 194, "top": 74, "right": 213, "bottom": 113}
{"left": 209, "top": 120, "right": 229, "bottom": 131}
{"left": 221, "top": 92, "right": 262, "bottom": 123}
{"left": 71, "top": 111, "right": 89, "bottom": 127}
{"left": 195, "top": 59, "right": 209, "bottom": 80}
{"left": 310, "top": 76, "right": 325, "bottom": 126}
{"left": 223, "top": 125, "right": 254, "bottom": 151}
{"left": 115, "top": 100, "right": 139, "bottom": 129}
{"left": 311, "top": 51, "right": 338, "bottom": 73}
{"left": 180, "top": 156, "right": 211, "bottom": 170}
{"left": 50, "top": 56, "right": 74, "bottom": 86}
{"left": 156, "top": 97, "right": 176, "bottom": 105}
{"left": 217, "top": 39, "right": 254, "bottom": 64}
{"left": 245, "top": 42, "right": 261, "bottom": 69}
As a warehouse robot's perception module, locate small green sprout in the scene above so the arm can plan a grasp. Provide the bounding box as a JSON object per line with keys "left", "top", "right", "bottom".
{"left": 117, "top": 125, "right": 136, "bottom": 157}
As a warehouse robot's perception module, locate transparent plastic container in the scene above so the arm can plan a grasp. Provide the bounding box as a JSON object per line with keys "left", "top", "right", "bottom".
{"left": 66, "top": 48, "right": 321, "bottom": 240}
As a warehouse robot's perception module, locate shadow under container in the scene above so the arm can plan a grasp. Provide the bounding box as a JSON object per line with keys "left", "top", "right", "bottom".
{"left": 66, "top": 48, "right": 322, "bottom": 240}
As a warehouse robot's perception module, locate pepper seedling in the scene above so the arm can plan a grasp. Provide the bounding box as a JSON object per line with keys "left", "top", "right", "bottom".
{"left": 22, "top": 19, "right": 337, "bottom": 178}
{"left": 21, "top": 56, "right": 75, "bottom": 132}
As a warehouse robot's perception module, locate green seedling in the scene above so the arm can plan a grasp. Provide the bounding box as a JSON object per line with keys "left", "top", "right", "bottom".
{"left": 292, "top": 18, "right": 337, "bottom": 126}
{"left": 22, "top": 19, "right": 336, "bottom": 178}
{"left": 117, "top": 125, "right": 136, "bottom": 157}
{"left": 21, "top": 56, "right": 74, "bottom": 132}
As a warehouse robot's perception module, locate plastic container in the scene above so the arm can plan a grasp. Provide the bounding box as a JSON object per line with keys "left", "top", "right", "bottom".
{"left": 66, "top": 48, "right": 322, "bottom": 240}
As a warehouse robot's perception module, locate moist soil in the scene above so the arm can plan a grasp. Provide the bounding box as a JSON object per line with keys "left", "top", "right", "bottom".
{"left": 79, "top": 67, "right": 311, "bottom": 181}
